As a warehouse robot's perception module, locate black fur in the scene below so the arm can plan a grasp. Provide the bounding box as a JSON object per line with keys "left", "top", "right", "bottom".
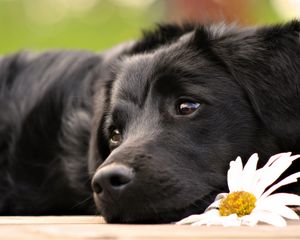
{"left": 0, "top": 51, "right": 100, "bottom": 214}
{"left": 0, "top": 21, "right": 300, "bottom": 223}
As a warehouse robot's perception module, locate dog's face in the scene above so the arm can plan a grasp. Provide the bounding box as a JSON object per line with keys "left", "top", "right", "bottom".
{"left": 89, "top": 22, "right": 300, "bottom": 223}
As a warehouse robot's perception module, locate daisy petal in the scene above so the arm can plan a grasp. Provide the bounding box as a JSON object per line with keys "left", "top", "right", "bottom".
{"left": 255, "top": 202, "right": 299, "bottom": 220}
{"left": 256, "top": 160, "right": 292, "bottom": 196}
{"left": 176, "top": 210, "right": 219, "bottom": 225}
{"left": 219, "top": 215, "right": 241, "bottom": 227}
{"left": 275, "top": 206, "right": 299, "bottom": 220}
{"left": 214, "top": 193, "right": 228, "bottom": 201}
{"left": 258, "top": 193, "right": 300, "bottom": 206}
{"left": 205, "top": 193, "right": 228, "bottom": 212}
{"left": 190, "top": 220, "right": 209, "bottom": 226}
{"left": 264, "top": 152, "right": 292, "bottom": 168}
{"left": 227, "top": 157, "right": 243, "bottom": 192}
{"left": 251, "top": 210, "right": 287, "bottom": 227}
{"left": 205, "top": 199, "right": 222, "bottom": 212}
{"left": 253, "top": 153, "right": 292, "bottom": 188}
{"left": 191, "top": 216, "right": 221, "bottom": 226}
{"left": 260, "top": 172, "right": 300, "bottom": 199}
{"left": 241, "top": 153, "right": 259, "bottom": 191}
{"left": 241, "top": 214, "right": 259, "bottom": 226}
{"left": 254, "top": 155, "right": 300, "bottom": 197}
{"left": 176, "top": 214, "right": 204, "bottom": 225}
{"left": 191, "top": 214, "right": 241, "bottom": 227}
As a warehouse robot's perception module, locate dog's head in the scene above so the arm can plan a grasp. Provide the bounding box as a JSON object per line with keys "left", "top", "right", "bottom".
{"left": 89, "top": 21, "right": 300, "bottom": 223}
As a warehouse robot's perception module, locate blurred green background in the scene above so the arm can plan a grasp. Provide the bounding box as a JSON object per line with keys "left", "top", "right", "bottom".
{"left": 0, "top": 0, "right": 299, "bottom": 54}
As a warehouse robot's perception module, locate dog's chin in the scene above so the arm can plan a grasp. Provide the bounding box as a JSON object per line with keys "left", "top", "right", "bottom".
{"left": 94, "top": 195, "right": 209, "bottom": 224}
{"left": 106, "top": 204, "right": 205, "bottom": 224}
{"left": 101, "top": 205, "right": 203, "bottom": 224}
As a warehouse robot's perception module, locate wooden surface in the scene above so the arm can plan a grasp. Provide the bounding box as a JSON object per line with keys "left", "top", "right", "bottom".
{"left": 1, "top": 216, "right": 300, "bottom": 240}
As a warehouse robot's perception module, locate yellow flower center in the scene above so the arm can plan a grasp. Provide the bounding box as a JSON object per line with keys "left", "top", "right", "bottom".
{"left": 219, "top": 191, "right": 256, "bottom": 217}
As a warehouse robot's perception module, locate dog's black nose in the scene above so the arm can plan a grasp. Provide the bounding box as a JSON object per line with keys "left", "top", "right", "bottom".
{"left": 92, "top": 164, "right": 134, "bottom": 195}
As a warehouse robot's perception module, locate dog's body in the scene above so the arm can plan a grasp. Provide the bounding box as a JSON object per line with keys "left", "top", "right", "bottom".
{"left": 0, "top": 51, "right": 100, "bottom": 214}
{"left": 0, "top": 21, "right": 300, "bottom": 222}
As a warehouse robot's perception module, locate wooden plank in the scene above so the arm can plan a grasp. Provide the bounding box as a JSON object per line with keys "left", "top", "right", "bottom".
{"left": 0, "top": 216, "right": 105, "bottom": 225}
{"left": 0, "top": 216, "right": 300, "bottom": 240}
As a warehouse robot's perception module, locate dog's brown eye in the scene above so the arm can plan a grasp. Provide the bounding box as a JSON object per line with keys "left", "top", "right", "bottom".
{"left": 177, "top": 101, "right": 200, "bottom": 115}
{"left": 110, "top": 129, "right": 122, "bottom": 146}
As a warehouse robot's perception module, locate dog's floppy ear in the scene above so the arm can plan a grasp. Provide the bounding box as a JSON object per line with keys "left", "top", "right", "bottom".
{"left": 88, "top": 42, "right": 135, "bottom": 174}
{"left": 201, "top": 21, "right": 300, "bottom": 142}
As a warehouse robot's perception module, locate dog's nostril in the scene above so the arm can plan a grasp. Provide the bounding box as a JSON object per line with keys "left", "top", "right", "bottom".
{"left": 92, "top": 164, "right": 134, "bottom": 195}
{"left": 110, "top": 173, "right": 131, "bottom": 187}
{"left": 92, "top": 181, "right": 103, "bottom": 194}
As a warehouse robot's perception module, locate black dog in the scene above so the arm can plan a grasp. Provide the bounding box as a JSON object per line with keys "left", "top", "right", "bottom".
{"left": 0, "top": 20, "right": 299, "bottom": 223}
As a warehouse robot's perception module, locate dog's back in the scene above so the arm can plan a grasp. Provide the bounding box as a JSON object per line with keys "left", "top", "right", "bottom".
{"left": 0, "top": 51, "right": 101, "bottom": 214}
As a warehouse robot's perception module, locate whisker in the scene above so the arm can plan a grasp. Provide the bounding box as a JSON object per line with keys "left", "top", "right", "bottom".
{"left": 70, "top": 195, "right": 93, "bottom": 210}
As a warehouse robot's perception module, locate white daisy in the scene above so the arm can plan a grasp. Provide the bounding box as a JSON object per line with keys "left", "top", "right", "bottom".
{"left": 177, "top": 152, "right": 300, "bottom": 227}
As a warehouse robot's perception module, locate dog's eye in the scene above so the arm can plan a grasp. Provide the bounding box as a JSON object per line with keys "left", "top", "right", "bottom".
{"left": 110, "top": 129, "right": 122, "bottom": 146}
{"left": 176, "top": 101, "right": 200, "bottom": 115}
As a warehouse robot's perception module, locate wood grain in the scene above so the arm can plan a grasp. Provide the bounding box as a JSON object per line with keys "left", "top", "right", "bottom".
{"left": 0, "top": 216, "right": 299, "bottom": 240}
